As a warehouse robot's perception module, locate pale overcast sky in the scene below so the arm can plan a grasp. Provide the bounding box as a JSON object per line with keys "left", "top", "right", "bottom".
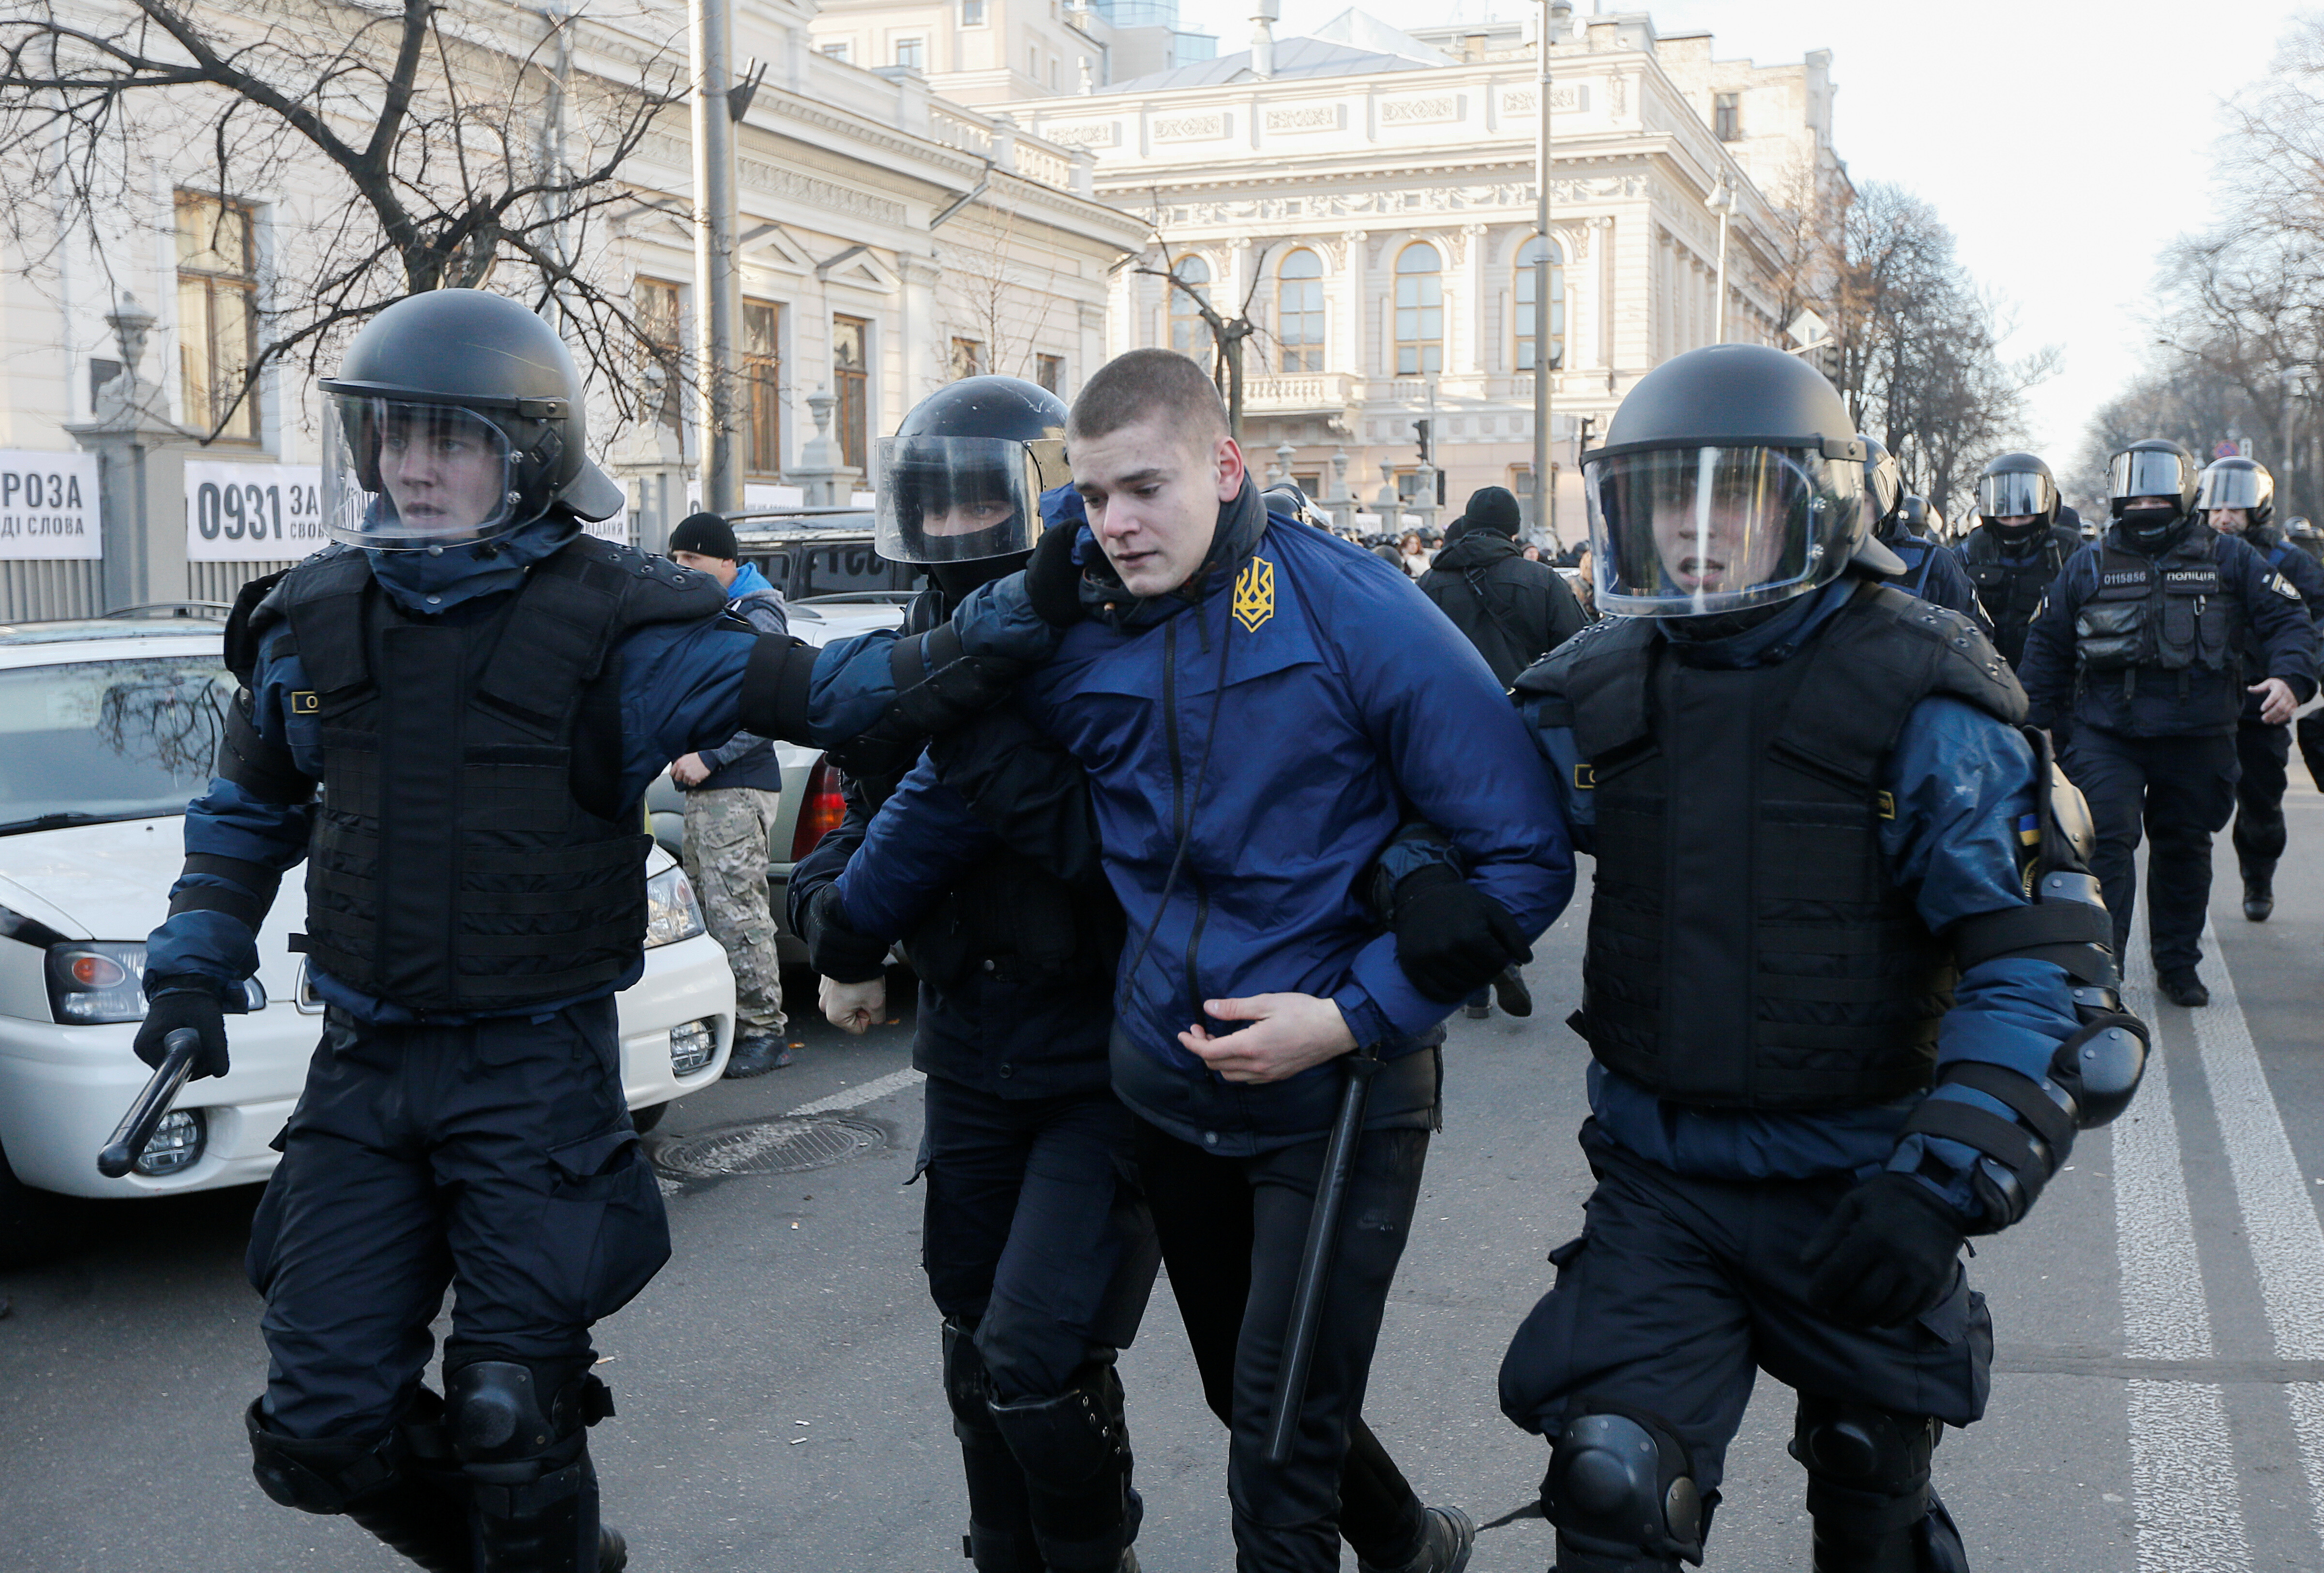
{"left": 1170, "top": 0, "right": 2310, "bottom": 461}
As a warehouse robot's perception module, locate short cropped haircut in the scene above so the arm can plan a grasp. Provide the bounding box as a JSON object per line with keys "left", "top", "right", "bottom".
{"left": 1069, "top": 348, "right": 1229, "bottom": 445}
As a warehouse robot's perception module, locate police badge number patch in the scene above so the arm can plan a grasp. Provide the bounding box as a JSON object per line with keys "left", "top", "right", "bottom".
{"left": 1233, "top": 556, "right": 1275, "bottom": 631}
{"left": 2271, "top": 573, "right": 2303, "bottom": 600}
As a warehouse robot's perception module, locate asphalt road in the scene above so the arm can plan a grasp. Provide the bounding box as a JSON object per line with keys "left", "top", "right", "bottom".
{"left": 10, "top": 786, "right": 2324, "bottom": 1572}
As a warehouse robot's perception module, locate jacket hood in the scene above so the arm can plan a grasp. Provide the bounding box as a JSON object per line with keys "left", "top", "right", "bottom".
{"left": 1430, "top": 529, "right": 1524, "bottom": 572}
{"left": 1078, "top": 479, "right": 1269, "bottom": 631}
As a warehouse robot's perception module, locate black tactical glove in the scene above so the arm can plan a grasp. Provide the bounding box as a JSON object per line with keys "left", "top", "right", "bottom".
{"left": 1802, "top": 1171, "right": 1968, "bottom": 1328}
{"left": 1389, "top": 863, "right": 1533, "bottom": 1004}
{"left": 1024, "top": 519, "right": 1087, "bottom": 626}
{"left": 134, "top": 987, "right": 231, "bottom": 1081}
{"left": 801, "top": 883, "right": 890, "bottom": 985}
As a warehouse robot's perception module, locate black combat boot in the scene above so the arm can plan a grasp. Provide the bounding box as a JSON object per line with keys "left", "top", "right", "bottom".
{"left": 1357, "top": 1503, "right": 1476, "bottom": 1573}
{"left": 987, "top": 1362, "right": 1144, "bottom": 1573}
{"left": 2244, "top": 864, "right": 2275, "bottom": 922}
{"left": 446, "top": 1361, "right": 627, "bottom": 1573}
{"left": 2158, "top": 969, "right": 2210, "bottom": 1007}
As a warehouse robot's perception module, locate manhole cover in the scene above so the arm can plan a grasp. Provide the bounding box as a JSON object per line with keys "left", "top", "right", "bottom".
{"left": 652, "top": 1115, "right": 888, "bottom": 1179}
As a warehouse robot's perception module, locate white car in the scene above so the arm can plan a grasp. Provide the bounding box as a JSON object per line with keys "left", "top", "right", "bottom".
{"left": 0, "top": 614, "right": 737, "bottom": 1266}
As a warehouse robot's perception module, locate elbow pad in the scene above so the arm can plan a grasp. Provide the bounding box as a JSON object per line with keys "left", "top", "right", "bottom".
{"left": 215, "top": 691, "right": 315, "bottom": 806}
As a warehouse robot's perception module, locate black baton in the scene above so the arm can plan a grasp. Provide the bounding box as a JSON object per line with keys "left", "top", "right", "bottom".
{"left": 97, "top": 1028, "right": 201, "bottom": 1179}
{"left": 1263, "top": 1044, "right": 1381, "bottom": 1465}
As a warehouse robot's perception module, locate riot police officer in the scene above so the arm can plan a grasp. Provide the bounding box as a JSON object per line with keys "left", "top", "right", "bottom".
{"left": 1960, "top": 452, "right": 2083, "bottom": 667}
{"left": 2017, "top": 439, "right": 2319, "bottom": 1005}
{"left": 1499, "top": 344, "right": 2147, "bottom": 1573}
{"left": 133, "top": 291, "right": 1059, "bottom": 1572}
{"left": 1857, "top": 437, "right": 1983, "bottom": 623}
{"left": 2196, "top": 456, "right": 2324, "bottom": 919}
{"left": 787, "top": 378, "right": 1159, "bottom": 1573}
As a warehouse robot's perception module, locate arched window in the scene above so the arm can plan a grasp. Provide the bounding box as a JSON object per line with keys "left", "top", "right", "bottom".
{"left": 1394, "top": 242, "right": 1442, "bottom": 376}
{"left": 1276, "top": 249, "right": 1324, "bottom": 373}
{"left": 1169, "top": 255, "right": 1212, "bottom": 358}
{"left": 1515, "top": 235, "right": 1565, "bottom": 372}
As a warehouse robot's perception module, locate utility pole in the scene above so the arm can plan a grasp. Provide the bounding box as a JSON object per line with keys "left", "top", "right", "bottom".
{"left": 691, "top": 0, "right": 743, "bottom": 515}
{"left": 1533, "top": 0, "right": 1571, "bottom": 544}
{"left": 1709, "top": 176, "right": 1732, "bottom": 343}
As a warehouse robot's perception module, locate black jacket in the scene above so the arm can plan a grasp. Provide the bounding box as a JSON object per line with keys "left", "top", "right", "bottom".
{"left": 1417, "top": 530, "right": 1587, "bottom": 686}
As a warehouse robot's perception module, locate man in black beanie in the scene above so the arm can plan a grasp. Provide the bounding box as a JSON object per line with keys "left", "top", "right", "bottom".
{"left": 1417, "top": 486, "right": 1586, "bottom": 687}
{"left": 665, "top": 512, "right": 795, "bottom": 1074}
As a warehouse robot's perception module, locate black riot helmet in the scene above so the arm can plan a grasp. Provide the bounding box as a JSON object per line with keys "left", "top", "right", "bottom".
{"left": 1262, "top": 482, "right": 1333, "bottom": 531}
{"left": 1860, "top": 433, "right": 1904, "bottom": 538}
{"left": 873, "top": 377, "right": 1069, "bottom": 592}
{"left": 319, "top": 289, "right": 623, "bottom": 550}
{"left": 1976, "top": 451, "right": 2059, "bottom": 547}
{"left": 1583, "top": 343, "right": 1874, "bottom": 618}
{"left": 2108, "top": 438, "right": 2201, "bottom": 552}
{"left": 1899, "top": 495, "right": 1932, "bottom": 535}
{"left": 2196, "top": 455, "right": 2275, "bottom": 531}
{"left": 2290, "top": 515, "right": 2319, "bottom": 543}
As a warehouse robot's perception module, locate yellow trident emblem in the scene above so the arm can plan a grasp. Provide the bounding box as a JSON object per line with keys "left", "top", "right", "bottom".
{"left": 1232, "top": 556, "right": 1275, "bottom": 632}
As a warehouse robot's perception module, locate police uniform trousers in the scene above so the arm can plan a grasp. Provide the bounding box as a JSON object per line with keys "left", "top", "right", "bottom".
{"left": 920, "top": 1072, "right": 1158, "bottom": 1401}
{"left": 247, "top": 995, "right": 670, "bottom": 1440}
{"left": 2063, "top": 727, "right": 2240, "bottom": 974}
{"left": 2232, "top": 718, "right": 2294, "bottom": 880}
{"left": 1499, "top": 1125, "right": 1991, "bottom": 1530}
{"left": 1135, "top": 1119, "right": 1435, "bottom": 1573}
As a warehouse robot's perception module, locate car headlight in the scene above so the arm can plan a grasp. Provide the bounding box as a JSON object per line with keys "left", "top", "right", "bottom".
{"left": 644, "top": 867, "right": 707, "bottom": 949}
{"left": 45, "top": 941, "right": 265, "bottom": 1025}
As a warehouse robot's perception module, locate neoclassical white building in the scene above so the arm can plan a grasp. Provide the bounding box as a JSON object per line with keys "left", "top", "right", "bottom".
{"left": 999, "top": 8, "right": 1846, "bottom": 538}
{"left": 0, "top": 0, "right": 1142, "bottom": 617}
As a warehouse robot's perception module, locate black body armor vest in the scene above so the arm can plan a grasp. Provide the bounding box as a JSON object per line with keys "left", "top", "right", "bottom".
{"left": 2072, "top": 534, "right": 2233, "bottom": 690}
{"left": 1962, "top": 524, "right": 2078, "bottom": 666}
{"left": 239, "top": 538, "right": 728, "bottom": 1014}
{"left": 1538, "top": 582, "right": 2025, "bottom": 1112}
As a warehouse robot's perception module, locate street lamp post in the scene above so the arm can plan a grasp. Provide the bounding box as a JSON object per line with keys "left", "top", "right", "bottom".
{"left": 691, "top": 0, "right": 743, "bottom": 515}
{"left": 1533, "top": 0, "right": 1571, "bottom": 544}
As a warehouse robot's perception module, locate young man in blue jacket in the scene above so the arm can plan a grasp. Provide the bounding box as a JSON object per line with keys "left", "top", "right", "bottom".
{"left": 925, "top": 348, "right": 1573, "bottom": 1573}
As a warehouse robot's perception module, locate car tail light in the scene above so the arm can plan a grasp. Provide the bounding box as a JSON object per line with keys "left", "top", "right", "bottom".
{"left": 789, "top": 757, "right": 847, "bottom": 860}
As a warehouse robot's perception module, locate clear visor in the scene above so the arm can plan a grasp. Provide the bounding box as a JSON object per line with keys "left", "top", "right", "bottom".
{"left": 871, "top": 436, "right": 1058, "bottom": 564}
{"left": 2197, "top": 465, "right": 2271, "bottom": 514}
{"left": 322, "top": 396, "right": 519, "bottom": 550}
{"left": 1977, "top": 469, "right": 2056, "bottom": 521}
{"left": 2108, "top": 449, "right": 2190, "bottom": 504}
{"left": 1585, "top": 445, "right": 1862, "bottom": 617}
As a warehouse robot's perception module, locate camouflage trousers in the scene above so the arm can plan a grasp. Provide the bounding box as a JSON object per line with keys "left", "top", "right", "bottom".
{"left": 681, "top": 786, "right": 786, "bottom": 1034}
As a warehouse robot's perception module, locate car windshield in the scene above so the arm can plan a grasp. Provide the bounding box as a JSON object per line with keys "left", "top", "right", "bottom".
{"left": 0, "top": 655, "right": 234, "bottom": 831}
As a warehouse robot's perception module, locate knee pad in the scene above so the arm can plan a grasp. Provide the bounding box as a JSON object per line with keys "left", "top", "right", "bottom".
{"left": 1542, "top": 1405, "right": 1705, "bottom": 1567}
{"left": 246, "top": 1400, "right": 404, "bottom": 1514}
{"left": 1790, "top": 1395, "right": 1937, "bottom": 1537}
{"left": 944, "top": 1320, "right": 1005, "bottom": 1443}
{"left": 986, "top": 1362, "right": 1129, "bottom": 1494}
{"left": 444, "top": 1360, "right": 613, "bottom": 1467}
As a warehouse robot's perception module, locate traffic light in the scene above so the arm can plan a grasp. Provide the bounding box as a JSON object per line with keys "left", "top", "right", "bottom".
{"left": 1413, "top": 419, "right": 1432, "bottom": 466}
{"left": 1578, "top": 414, "right": 1597, "bottom": 454}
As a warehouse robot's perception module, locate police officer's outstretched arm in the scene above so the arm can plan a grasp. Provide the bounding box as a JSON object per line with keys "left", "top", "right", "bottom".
{"left": 138, "top": 583, "right": 322, "bottom": 1080}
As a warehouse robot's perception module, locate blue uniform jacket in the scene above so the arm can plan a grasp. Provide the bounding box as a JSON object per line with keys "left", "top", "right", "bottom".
{"left": 2016, "top": 523, "right": 2320, "bottom": 737}
{"left": 1888, "top": 533, "right": 1988, "bottom": 631}
{"left": 146, "top": 565, "right": 1057, "bottom": 1024}
{"left": 1525, "top": 579, "right": 2083, "bottom": 1229}
{"left": 988, "top": 486, "right": 1572, "bottom": 1152}
{"left": 2235, "top": 530, "right": 2324, "bottom": 722}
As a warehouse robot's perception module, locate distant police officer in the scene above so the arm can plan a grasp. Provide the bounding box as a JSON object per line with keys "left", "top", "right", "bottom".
{"left": 788, "top": 377, "right": 1159, "bottom": 1573}
{"left": 1857, "top": 436, "right": 1983, "bottom": 624}
{"left": 135, "top": 291, "right": 1059, "bottom": 1573}
{"left": 2197, "top": 457, "right": 2324, "bottom": 920}
{"left": 2017, "top": 439, "right": 2319, "bottom": 1005}
{"left": 1960, "top": 452, "right": 2083, "bottom": 667}
{"left": 1501, "top": 344, "right": 2146, "bottom": 1573}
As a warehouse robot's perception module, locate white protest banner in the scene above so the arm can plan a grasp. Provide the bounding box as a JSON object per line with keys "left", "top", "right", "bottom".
{"left": 184, "top": 461, "right": 329, "bottom": 562}
{"left": 0, "top": 450, "right": 102, "bottom": 560}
